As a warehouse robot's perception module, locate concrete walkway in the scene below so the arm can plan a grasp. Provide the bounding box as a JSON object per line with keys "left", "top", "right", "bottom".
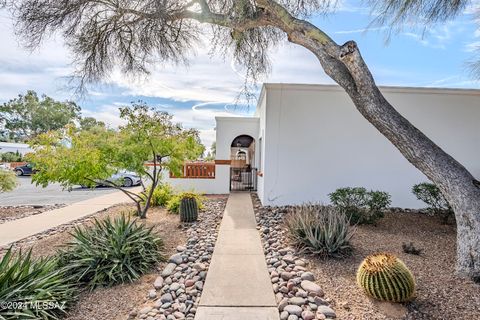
{"left": 0, "top": 188, "right": 140, "bottom": 247}
{"left": 195, "top": 193, "right": 279, "bottom": 320}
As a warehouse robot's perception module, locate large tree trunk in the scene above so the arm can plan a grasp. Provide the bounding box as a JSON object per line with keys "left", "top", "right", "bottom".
{"left": 259, "top": 3, "right": 480, "bottom": 280}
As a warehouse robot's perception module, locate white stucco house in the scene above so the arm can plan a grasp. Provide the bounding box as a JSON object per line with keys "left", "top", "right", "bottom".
{"left": 166, "top": 83, "right": 480, "bottom": 208}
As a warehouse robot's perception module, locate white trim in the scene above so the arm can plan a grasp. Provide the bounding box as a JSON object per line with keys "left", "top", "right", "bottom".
{"left": 262, "top": 83, "right": 480, "bottom": 96}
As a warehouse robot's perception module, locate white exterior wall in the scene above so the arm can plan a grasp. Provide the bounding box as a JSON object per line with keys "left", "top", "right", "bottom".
{"left": 0, "top": 143, "right": 31, "bottom": 155}
{"left": 258, "top": 84, "right": 480, "bottom": 208}
{"left": 163, "top": 165, "right": 230, "bottom": 194}
{"left": 256, "top": 97, "right": 267, "bottom": 203}
{"left": 163, "top": 117, "right": 260, "bottom": 194}
{"left": 215, "top": 117, "right": 260, "bottom": 164}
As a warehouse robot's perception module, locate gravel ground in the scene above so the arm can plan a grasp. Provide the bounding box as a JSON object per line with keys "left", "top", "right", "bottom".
{"left": 0, "top": 204, "right": 65, "bottom": 224}
{"left": 129, "top": 196, "right": 227, "bottom": 320}
{"left": 64, "top": 204, "right": 191, "bottom": 320}
{"left": 3, "top": 196, "right": 227, "bottom": 320}
{"left": 252, "top": 194, "right": 480, "bottom": 320}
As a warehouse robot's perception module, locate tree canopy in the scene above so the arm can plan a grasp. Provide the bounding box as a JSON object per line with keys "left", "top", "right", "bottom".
{"left": 0, "top": 169, "right": 17, "bottom": 193}
{"left": 5, "top": 0, "right": 480, "bottom": 279}
{"left": 28, "top": 102, "right": 204, "bottom": 218}
{"left": 0, "top": 90, "right": 81, "bottom": 142}
{"left": 79, "top": 116, "right": 106, "bottom": 131}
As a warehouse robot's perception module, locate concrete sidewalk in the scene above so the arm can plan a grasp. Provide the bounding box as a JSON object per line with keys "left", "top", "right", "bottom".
{"left": 0, "top": 187, "right": 140, "bottom": 247}
{"left": 195, "top": 193, "right": 279, "bottom": 320}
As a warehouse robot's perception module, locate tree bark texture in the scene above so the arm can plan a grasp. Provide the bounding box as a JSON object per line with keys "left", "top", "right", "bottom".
{"left": 230, "top": 0, "right": 480, "bottom": 280}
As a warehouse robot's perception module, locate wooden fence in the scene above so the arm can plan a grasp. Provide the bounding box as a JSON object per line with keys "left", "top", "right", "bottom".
{"left": 0, "top": 162, "right": 28, "bottom": 169}
{"left": 170, "top": 162, "right": 215, "bottom": 179}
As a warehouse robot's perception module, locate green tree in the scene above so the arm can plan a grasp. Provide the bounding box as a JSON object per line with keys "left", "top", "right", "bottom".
{"left": 0, "top": 169, "right": 18, "bottom": 192}
{"left": 211, "top": 142, "right": 216, "bottom": 157}
{"left": 0, "top": 91, "right": 81, "bottom": 142}
{"left": 7, "top": 0, "right": 480, "bottom": 279}
{"left": 79, "top": 116, "right": 106, "bottom": 131}
{"left": 28, "top": 102, "right": 204, "bottom": 218}
{"left": 204, "top": 142, "right": 216, "bottom": 161}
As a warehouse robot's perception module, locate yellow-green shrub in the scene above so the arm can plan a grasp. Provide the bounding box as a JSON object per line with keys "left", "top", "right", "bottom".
{"left": 167, "top": 192, "right": 205, "bottom": 214}
{"left": 142, "top": 183, "right": 174, "bottom": 207}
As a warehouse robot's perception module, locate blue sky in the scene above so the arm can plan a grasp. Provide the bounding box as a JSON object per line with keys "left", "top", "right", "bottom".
{"left": 0, "top": 0, "right": 479, "bottom": 148}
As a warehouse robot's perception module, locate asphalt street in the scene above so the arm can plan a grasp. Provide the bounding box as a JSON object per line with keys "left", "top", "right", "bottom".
{"left": 0, "top": 176, "right": 119, "bottom": 206}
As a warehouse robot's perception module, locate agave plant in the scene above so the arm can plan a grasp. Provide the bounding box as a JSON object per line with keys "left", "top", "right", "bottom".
{"left": 58, "top": 213, "right": 164, "bottom": 289}
{"left": 285, "top": 204, "right": 355, "bottom": 258}
{"left": 0, "top": 248, "right": 76, "bottom": 320}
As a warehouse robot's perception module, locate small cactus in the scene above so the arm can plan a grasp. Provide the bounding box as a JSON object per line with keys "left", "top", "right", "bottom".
{"left": 357, "top": 253, "right": 415, "bottom": 302}
{"left": 179, "top": 196, "right": 198, "bottom": 222}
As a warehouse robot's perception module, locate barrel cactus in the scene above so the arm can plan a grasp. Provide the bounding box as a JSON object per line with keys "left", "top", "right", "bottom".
{"left": 179, "top": 195, "right": 198, "bottom": 222}
{"left": 356, "top": 253, "right": 415, "bottom": 302}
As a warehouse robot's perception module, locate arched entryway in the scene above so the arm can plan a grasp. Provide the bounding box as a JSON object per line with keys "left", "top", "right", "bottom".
{"left": 230, "top": 135, "right": 257, "bottom": 191}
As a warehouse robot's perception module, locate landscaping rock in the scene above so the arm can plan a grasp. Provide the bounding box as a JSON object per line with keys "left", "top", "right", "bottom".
{"left": 169, "top": 253, "right": 184, "bottom": 265}
{"left": 133, "top": 199, "right": 226, "bottom": 320}
{"left": 300, "top": 272, "right": 315, "bottom": 281}
{"left": 317, "top": 305, "right": 336, "bottom": 318}
{"left": 252, "top": 194, "right": 337, "bottom": 320}
{"left": 284, "top": 305, "right": 302, "bottom": 316}
{"left": 301, "top": 280, "right": 324, "bottom": 297}
{"left": 154, "top": 276, "right": 164, "bottom": 289}
{"left": 162, "top": 263, "right": 177, "bottom": 277}
{"left": 288, "top": 297, "right": 306, "bottom": 306}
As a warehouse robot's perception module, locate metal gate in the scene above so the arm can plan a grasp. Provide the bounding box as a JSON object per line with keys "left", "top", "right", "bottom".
{"left": 230, "top": 167, "right": 257, "bottom": 191}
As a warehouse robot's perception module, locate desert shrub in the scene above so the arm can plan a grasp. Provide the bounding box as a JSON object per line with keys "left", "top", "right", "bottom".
{"left": 58, "top": 214, "right": 164, "bottom": 289}
{"left": 412, "top": 182, "right": 454, "bottom": 223}
{"left": 167, "top": 192, "right": 205, "bottom": 214}
{"left": 285, "top": 204, "right": 354, "bottom": 258}
{"left": 329, "top": 187, "right": 391, "bottom": 224}
{"left": 402, "top": 242, "right": 423, "bottom": 255}
{"left": 141, "top": 183, "right": 174, "bottom": 207}
{"left": 0, "top": 151, "right": 23, "bottom": 162}
{"left": 0, "top": 248, "right": 76, "bottom": 320}
{"left": 0, "top": 169, "right": 18, "bottom": 192}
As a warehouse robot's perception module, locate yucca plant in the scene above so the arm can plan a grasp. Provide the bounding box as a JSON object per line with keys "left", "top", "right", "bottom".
{"left": 285, "top": 204, "right": 355, "bottom": 258}
{"left": 0, "top": 248, "right": 76, "bottom": 320}
{"left": 58, "top": 213, "right": 164, "bottom": 289}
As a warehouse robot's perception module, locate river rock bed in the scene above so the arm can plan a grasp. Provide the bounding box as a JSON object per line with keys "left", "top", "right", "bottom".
{"left": 130, "top": 198, "right": 226, "bottom": 320}
{"left": 252, "top": 194, "right": 337, "bottom": 320}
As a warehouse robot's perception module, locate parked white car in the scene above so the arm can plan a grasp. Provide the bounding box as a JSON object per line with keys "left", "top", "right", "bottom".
{"left": 83, "top": 172, "right": 142, "bottom": 188}
{"left": 108, "top": 172, "right": 142, "bottom": 187}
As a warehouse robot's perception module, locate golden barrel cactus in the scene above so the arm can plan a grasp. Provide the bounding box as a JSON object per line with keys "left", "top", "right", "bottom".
{"left": 357, "top": 253, "right": 415, "bottom": 302}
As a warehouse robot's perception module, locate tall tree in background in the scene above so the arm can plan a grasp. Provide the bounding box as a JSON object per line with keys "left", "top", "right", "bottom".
{"left": 6, "top": 0, "right": 480, "bottom": 280}
{"left": 29, "top": 103, "right": 204, "bottom": 218}
{"left": 0, "top": 90, "right": 81, "bottom": 142}
{"left": 79, "top": 116, "right": 106, "bottom": 131}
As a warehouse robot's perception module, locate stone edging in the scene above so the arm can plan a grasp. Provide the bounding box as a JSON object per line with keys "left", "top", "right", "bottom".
{"left": 130, "top": 198, "right": 227, "bottom": 320}
{"left": 253, "top": 194, "right": 337, "bottom": 320}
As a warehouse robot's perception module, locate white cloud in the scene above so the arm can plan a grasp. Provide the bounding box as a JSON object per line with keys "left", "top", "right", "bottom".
{"left": 464, "top": 41, "right": 480, "bottom": 52}
{"left": 335, "top": 26, "right": 388, "bottom": 35}
{"left": 106, "top": 41, "right": 333, "bottom": 104}
{"left": 464, "top": 0, "right": 480, "bottom": 15}
{"left": 81, "top": 104, "right": 126, "bottom": 128}
{"left": 81, "top": 101, "right": 248, "bottom": 148}
{"left": 335, "top": 0, "right": 370, "bottom": 15}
